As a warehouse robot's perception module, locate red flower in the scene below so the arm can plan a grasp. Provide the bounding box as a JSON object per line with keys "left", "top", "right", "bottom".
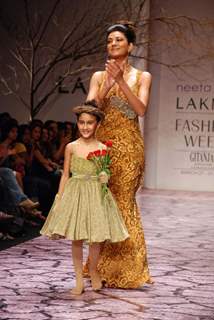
{"left": 104, "top": 140, "right": 113, "bottom": 148}
{"left": 87, "top": 145, "right": 112, "bottom": 200}
{"left": 101, "top": 149, "right": 107, "bottom": 156}
{"left": 94, "top": 150, "right": 101, "bottom": 157}
{"left": 87, "top": 152, "right": 94, "bottom": 160}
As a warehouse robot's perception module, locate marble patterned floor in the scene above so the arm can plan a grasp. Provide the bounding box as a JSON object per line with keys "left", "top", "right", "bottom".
{"left": 0, "top": 189, "right": 214, "bottom": 320}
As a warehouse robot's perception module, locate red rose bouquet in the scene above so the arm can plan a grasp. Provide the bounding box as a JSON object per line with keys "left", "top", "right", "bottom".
{"left": 87, "top": 141, "right": 112, "bottom": 199}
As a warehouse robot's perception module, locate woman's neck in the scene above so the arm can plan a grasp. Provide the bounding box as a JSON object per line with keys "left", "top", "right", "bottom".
{"left": 117, "top": 56, "right": 127, "bottom": 63}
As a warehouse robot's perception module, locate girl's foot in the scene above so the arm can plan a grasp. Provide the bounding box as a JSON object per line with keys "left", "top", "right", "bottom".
{"left": 71, "top": 275, "right": 84, "bottom": 295}
{"left": 90, "top": 271, "right": 102, "bottom": 291}
{"left": 71, "top": 278, "right": 84, "bottom": 295}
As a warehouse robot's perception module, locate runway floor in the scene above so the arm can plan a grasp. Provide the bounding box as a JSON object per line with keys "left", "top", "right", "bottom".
{"left": 0, "top": 189, "right": 214, "bottom": 320}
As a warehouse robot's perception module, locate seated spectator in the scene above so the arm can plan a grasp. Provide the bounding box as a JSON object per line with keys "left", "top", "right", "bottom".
{"left": 0, "top": 112, "right": 12, "bottom": 140}
{"left": 51, "top": 122, "right": 70, "bottom": 164}
{"left": 44, "top": 120, "right": 58, "bottom": 140}
{"left": 17, "top": 123, "right": 56, "bottom": 215}
{"left": 64, "top": 121, "right": 74, "bottom": 140}
{"left": 30, "top": 122, "right": 58, "bottom": 175}
{"left": 29, "top": 122, "right": 61, "bottom": 204}
{"left": 17, "top": 124, "right": 33, "bottom": 168}
{"left": 0, "top": 118, "right": 18, "bottom": 162}
{"left": 0, "top": 169, "right": 44, "bottom": 240}
{"left": 13, "top": 142, "right": 28, "bottom": 178}
{"left": 44, "top": 120, "right": 70, "bottom": 164}
{"left": 0, "top": 118, "right": 25, "bottom": 189}
{"left": 0, "top": 167, "right": 44, "bottom": 219}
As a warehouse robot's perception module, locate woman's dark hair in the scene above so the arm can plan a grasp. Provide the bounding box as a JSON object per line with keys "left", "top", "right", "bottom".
{"left": 106, "top": 21, "right": 136, "bottom": 44}
{"left": 0, "top": 118, "right": 18, "bottom": 142}
{"left": 44, "top": 120, "right": 57, "bottom": 128}
{"left": 17, "top": 124, "right": 30, "bottom": 142}
{"left": 29, "top": 120, "right": 43, "bottom": 133}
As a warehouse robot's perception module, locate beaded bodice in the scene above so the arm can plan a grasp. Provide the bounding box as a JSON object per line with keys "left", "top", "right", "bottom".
{"left": 101, "top": 68, "right": 142, "bottom": 120}
{"left": 109, "top": 95, "right": 137, "bottom": 120}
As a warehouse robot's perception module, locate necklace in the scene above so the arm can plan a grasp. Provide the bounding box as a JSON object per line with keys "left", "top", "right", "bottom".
{"left": 124, "top": 63, "right": 131, "bottom": 74}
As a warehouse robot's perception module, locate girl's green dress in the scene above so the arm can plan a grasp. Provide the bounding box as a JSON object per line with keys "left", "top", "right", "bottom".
{"left": 40, "top": 154, "right": 129, "bottom": 243}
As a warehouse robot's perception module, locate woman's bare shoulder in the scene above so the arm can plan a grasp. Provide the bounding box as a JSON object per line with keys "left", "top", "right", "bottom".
{"left": 134, "top": 70, "right": 152, "bottom": 86}
{"left": 141, "top": 71, "right": 152, "bottom": 79}
{"left": 92, "top": 70, "right": 105, "bottom": 81}
{"left": 131, "top": 65, "right": 151, "bottom": 76}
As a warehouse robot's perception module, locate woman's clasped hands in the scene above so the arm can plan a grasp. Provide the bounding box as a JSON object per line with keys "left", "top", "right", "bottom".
{"left": 105, "top": 59, "right": 125, "bottom": 86}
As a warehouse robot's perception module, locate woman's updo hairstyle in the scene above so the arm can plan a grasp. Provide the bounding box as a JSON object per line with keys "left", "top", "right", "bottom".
{"left": 106, "top": 21, "right": 136, "bottom": 44}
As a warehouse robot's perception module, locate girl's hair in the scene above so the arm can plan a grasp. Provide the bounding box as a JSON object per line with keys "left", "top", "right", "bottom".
{"left": 74, "top": 100, "right": 104, "bottom": 122}
{"left": 106, "top": 21, "right": 136, "bottom": 44}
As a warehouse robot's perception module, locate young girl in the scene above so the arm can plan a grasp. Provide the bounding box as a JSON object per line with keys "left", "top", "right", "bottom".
{"left": 40, "top": 101, "right": 129, "bottom": 295}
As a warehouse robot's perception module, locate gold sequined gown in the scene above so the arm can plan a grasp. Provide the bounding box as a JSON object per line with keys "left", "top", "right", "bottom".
{"left": 96, "top": 69, "right": 152, "bottom": 288}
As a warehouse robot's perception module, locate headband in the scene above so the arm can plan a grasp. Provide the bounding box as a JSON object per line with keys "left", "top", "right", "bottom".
{"left": 107, "top": 24, "right": 128, "bottom": 33}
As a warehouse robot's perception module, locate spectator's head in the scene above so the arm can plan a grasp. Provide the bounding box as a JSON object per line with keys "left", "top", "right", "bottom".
{"left": 30, "top": 119, "right": 44, "bottom": 127}
{"left": 0, "top": 112, "right": 11, "bottom": 126}
{"left": 48, "top": 128, "right": 55, "bottom": 142}
{"left": 64, "top": 121, "right": 73, "bottom": 138}
{"left": 18, "top": 124, "right": 31, "bottom": 145}
{"left": 57, "top": 122, "right": 66, "bottom": 139}
{"left": 30, "top": 122, "right": 42, "bottom": 142}
{"left": 0, "top": 118, "right": 18, "bottom": 143}
{"left": 41, "top": 127, "right": 49, "bottom": 143}
{"left": 44, "top": 120, "right": 58, "bottom": 139}
{"left": 14, "top": 142, "right": 27, "bottom": 158}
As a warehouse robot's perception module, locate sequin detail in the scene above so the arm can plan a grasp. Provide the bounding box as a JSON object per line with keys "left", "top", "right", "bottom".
{"left": 110, "top": 95, "right": 137, "bottom": 119}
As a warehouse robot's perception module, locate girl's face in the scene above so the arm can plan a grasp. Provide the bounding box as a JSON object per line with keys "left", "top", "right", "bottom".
{"left": 107, "top": 31, "right": 132, "bottom": 58}
{"left": 31, "top": 126, "right": 41, "bottom": 141}
{"left": 77, "top": 113, "right": 98, "bottom": 140}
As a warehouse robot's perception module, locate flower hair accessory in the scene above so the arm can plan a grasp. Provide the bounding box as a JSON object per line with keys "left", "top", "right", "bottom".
{"left": 73, "top": 100, "right": 105, "bottom": 121}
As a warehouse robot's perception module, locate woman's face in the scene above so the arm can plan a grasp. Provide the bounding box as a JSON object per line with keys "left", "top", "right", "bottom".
{"left": 31, "top": 126, "right": 41, "bottom": 141}
{"left": 107, "top": 31, "right": 131, "bottom": 58}
{"left": 65, "top": 123, "right": 72, "bottom": 137}
{"left": 77, "top": 113, "right": 98, "bottom": 140}
{"left": 41, "top": 128, "right": 49, "bottom": 142}
{"left": 49, "top": 122, "right": 58, "bottom": 138}
{"left": 22, "top": 128, "right": 31, "bottom": 144}
{"left": 8, "top": 127, "right": 18, "bottom": 141}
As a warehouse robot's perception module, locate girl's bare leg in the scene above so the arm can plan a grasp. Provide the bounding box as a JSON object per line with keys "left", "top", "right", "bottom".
{"left": 71, "top": 240, "right": 84, "bottom": 295}
{"left": 89, "top": 243, "right": 102, "bottom": 291}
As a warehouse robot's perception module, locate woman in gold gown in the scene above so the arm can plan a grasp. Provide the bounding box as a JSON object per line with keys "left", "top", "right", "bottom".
{"left": 87, "top": 22, "right": 152, "bottom": 288}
